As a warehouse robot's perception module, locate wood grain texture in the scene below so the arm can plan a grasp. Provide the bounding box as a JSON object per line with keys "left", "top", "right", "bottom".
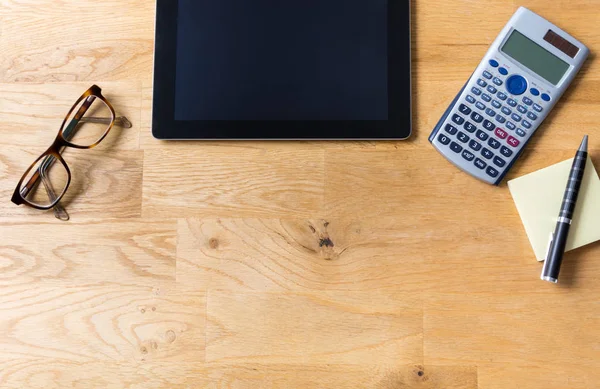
{"left": 424, "top": 291, "right": 600, "bottom": 366}
{"left": 205, "top": 291, "right": 422, "bottom": 364}
{"left": 0, "top": 362, "right": 477, "bottom": 389}
{"left": 0, "top": 219, "right": 176, "bottom": 287}
{"left": 2, "top": 0, "right": 600, "bottom": 387}
{"left": 0, "top": 285, "right": 205, "bottom": 362}
{"left": 142, "top": 148, "right": 325, "bottom": 219}
{"left": 0, "top": 0, "right": 155, "bottom": 83}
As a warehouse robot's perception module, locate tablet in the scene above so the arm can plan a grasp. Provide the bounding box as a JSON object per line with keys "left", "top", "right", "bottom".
{"left": 152, "top": 0, "right": 411, "bottom": 139}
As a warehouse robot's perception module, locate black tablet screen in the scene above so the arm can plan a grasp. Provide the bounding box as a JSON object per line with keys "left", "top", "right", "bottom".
{"left": 174, "top": 0, "right": 388, "bottom": 121}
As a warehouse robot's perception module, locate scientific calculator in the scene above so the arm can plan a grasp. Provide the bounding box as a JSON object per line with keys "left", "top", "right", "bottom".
{"left": 429, "top": 7, "right": 589, "bottom": 185}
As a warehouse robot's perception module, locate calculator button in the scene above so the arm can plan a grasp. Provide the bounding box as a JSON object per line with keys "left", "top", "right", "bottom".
{"left": 438, "top": 134, "right": 451, "bottom": 145}
{"left": 522, "top": 97, "right": 533, "bottom": 106}
{"left": 500, "top": 146, "right": 513, "bottom": 157}
{"left": 493, "top": 156, "right": 506, "bottom": 168}
{"left": 516, "top": 128, "right": 527, "bottom": 137}
{"left": 489, "top": 59, "right": 499, "bottom": 68}
{"left": 457, "top": 131, "right": 470, "bottom": 143}
{"left": 459, "top": 104, "right": 472, "bottom": 115}
{"left": 495, "top": 128, "right": 508, "bottom": 139}
{"left": 530, "top": 88, "right": 540, "bottom": 96}
{"left": 522, "top": 120, "right": 532, "bottom": 129}
{"left": 469, "top": 140, "right": 482, "bottom": 151}
{"left": 517, "top": 105, "right": 527, "bottom": 114}
{"left": 475, "top": 101, "right": 485, "bottom": 110}
{"left": 507, "top": 136, "right": 520, "bottom": 148}
{"left": 498, "top": 67, "right": 508, "bottom": 75}
{"left": 470, "top": 112, "right": 484, "bottom": 123}
{"left": 452, "top": 114, "right": 465, "bottom": 125}
{"left": 491, "top": 100, "right": 501, "bottom": 109}
{"left": 463, "top": 121, "right": 477, "bottom": 133}
{"left": 493, "top": 77, "right": 503, "bottom": 86}
{"left": 497, "top": 92, "right": 508, "bottom": 101}
{"left": 507, "top": 98, "right": 517, "bottom": 107}
{"left": 506, "top": 121, "right": 516, "bottom": 131}
{"left": 466, "top": 95, "right": 476, "bottom": 104}
{"left": 511, "top": 113, "right": 522, "bottom": 122}
{"left": 477, "top": 79, "right": 487, "bottom": 87}
{"left": 541, "top": 93, "right": 551, "bottom": 102}
{"left": 476, "top": 130, "right": 489, "bottom": 141}
{"left": 471, "top": 87, "right": 482, "bottom": 96}
{"left": 486, "top": 166, "right": 500, "bottom": 178}
{"left": 501, "top": 107, "right": 511, "bottom": 115}
{"left": 462, "top": 150, "right": 475, "bottom": 162}
{"left": 495, "top": 115, "right": 506, "bottom": 124}
{"left": 533, "top": 103, "right": 543, "bottom": 113}
{"left": 506, "top": 74, "right": 528, "bottom": 95}
{"left": 488, "top": 138, "right": 501, "bottom": 149}
{"left": 474, "top": 158, "right": 487, "bottom": 170}
{"left": 485, "top": 108, "right": 496, "bottom": 117}
{"left": 482, "top": 119, "right": 495, "bottom": 131}
{"left": 527, "top": 112, "right": 537, "bottom": 121}
{"left": 487, "top": 85, "right": 497, "bottom": 94}
{"left": 481, "top": 94, "right": 492, "bottom": 102}
{"left": 483, "top": 70, "right": 493, "bottom": 79}
{"left": 445, "top": 124, "right": 458, "bottom": 135}
{"left": 450, "top": 142, "right": 463, "bottom": 153}
{"left": 481, "top": 148, "right": 494, "bottom": 160}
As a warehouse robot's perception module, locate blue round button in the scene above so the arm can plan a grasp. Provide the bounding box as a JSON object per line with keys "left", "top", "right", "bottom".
{"left": 498, "top": 67, "right": 508, "bottom": 75}
{"left": 489, "top": 59, "right": 499, "bottom": 68}
{"left": 530, "top": 88, "right": 540, "bottom": 96}
{"left": 506, "top": 75, "right": 528, "bottom": 95}
{"left": 541, "top": 93, "right": 551, "bottom": 102}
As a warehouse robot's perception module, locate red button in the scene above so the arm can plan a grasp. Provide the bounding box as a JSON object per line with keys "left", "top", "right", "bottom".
{"left": 507, "top": 136, "right": 520, "bottom": 148}
{"left": 495, "top": 128, "right": 508, "bottom": 139}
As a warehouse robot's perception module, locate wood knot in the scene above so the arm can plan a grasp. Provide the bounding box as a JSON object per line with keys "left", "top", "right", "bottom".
{"left": 208, "top": 238, "right": 219, "bottom": 249}
{"left": 140, "top": 346, "right": 148, "bottom": 354}
{"left": 152, "top": 307, "right": 156, "bottom": 312}
{"left": 417, "top": 370, "right": 424, "bottom": 377}
{"left": 166, "top": 330, "right": 176, "bottom": 343}
{"left": 319, "top": 238, "right": 334, "bottom": 248}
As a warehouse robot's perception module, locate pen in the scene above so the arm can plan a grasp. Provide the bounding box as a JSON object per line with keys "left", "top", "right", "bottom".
{"left": 541, "top": 135, "right": 589, "bottom": 283}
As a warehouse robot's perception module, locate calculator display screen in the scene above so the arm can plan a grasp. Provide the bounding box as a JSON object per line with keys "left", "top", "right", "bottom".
{"left": 501, "top": 30, "right": 570, "bottom": 85}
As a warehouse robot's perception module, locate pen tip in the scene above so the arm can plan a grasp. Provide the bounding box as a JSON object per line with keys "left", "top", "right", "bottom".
{"left": 579, "top": 135, "right": 588, "bottom": 152}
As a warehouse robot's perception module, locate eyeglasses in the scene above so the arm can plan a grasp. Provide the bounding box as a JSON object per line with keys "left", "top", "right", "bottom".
{"left": 11, "top": 85, "right": 132, "bottom": 220}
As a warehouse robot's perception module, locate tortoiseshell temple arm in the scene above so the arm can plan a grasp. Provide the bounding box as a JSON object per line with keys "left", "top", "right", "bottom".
{"left": 40, "top": 170, "right": 69, "bottom": 221}
{"left": 81, "top": 116, "right": 132, "bottom": 128}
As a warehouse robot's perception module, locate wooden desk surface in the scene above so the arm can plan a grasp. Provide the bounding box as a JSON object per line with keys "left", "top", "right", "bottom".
{"left": 1, "top": 1, "right": 599, "bottom": 388}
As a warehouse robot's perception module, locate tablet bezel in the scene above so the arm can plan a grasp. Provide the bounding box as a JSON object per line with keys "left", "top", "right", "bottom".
{"left": 152, "top": 0, "right": 411, "bottom": 140}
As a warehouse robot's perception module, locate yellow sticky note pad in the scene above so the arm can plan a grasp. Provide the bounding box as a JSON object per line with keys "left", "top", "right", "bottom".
{"left": 508, "top": 156, "right": 600, "bottom": 261}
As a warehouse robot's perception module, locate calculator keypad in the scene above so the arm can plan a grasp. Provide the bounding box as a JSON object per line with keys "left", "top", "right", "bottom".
{"left": 433, "top": 61, "right": 550, "bottom": 183}
{"left": 482, "top": 120, "right": 495, "bottom": 131}
{"left": 464, "top": 121, "right": 476, "bottom": 133}
{"left": 462, "top": 150, "right": 475, "bottom": 161}
{"left": 445, "top": 124, "right": 458, "bottom": 135}
{"left": 452, "top": 114, "right": 465, "bottom": 125}
{"left": 459, "top": 104, "right": 471, "bottom": 115}
{"left": 471, "top": 112, "right": 484, "bottom": 123}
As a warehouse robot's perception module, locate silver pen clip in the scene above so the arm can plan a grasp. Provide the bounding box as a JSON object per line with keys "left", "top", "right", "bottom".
{"left": 541, "top": 232, "right": 555, "bottom": 279}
